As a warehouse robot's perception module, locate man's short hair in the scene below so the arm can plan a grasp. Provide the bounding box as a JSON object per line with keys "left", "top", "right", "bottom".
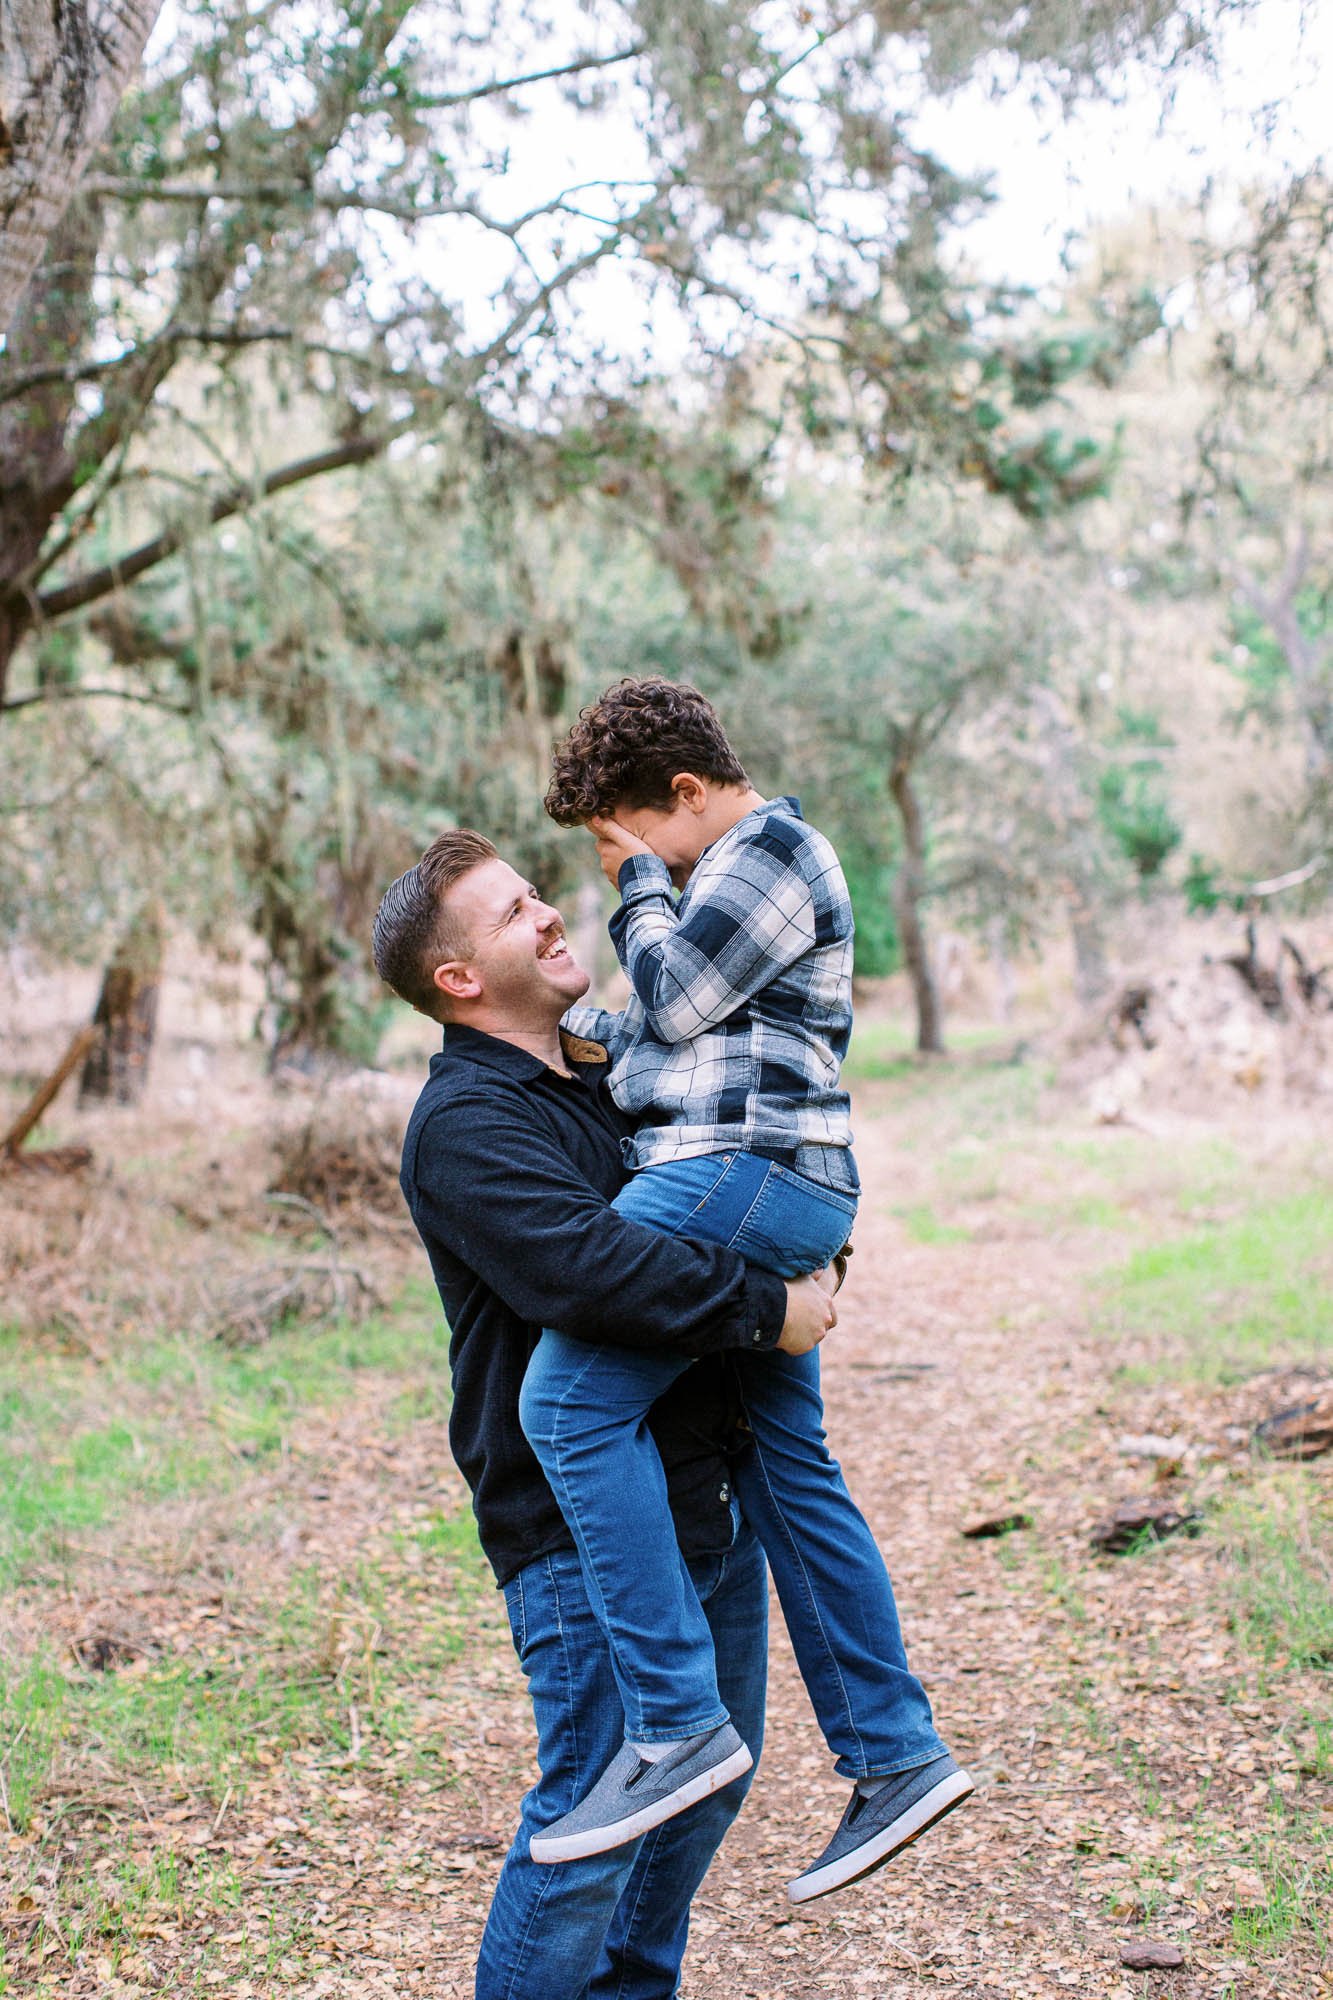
{"left": 372, "top": 829, "right": 498, "bottom": 1019}
{"left": 545, "top": 676, "right": 749, "bottom": 826}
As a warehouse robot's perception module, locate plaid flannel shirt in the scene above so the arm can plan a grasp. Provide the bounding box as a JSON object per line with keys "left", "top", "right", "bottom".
{"left": 563, "top": 796, "right": 855, "bottom": 1175}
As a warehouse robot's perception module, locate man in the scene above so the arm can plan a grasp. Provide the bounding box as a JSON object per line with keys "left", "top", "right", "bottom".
{"left": 371, "top": 829, "right": 836, "bottom": 2000}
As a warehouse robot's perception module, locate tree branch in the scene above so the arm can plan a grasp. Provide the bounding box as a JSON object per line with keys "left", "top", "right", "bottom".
{"left": 34, "top": 434, "right": 395, "bottom": 623}
{"left": 1, "top": 684, "right": 190, "bottom": 717}
{"left": 0, "top": 326, "right": 307, "bottom": 405}
{"left": 407, "top": 44, "right": 646, "bottom": 109}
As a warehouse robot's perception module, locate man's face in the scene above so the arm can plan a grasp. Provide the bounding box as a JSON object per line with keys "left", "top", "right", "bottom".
{"left": 612, "top": 796, "right": 709, "bottom": 888}
{"left": 442, "top": 859, "right": 590, "bottom": 1020}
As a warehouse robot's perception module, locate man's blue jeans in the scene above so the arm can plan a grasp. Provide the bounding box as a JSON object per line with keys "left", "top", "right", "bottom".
{"left": 519, "top": 1151, "right": 944, "bottom": 1778}
{"left": 476, "top": 1521, "right": 766, "bottom": 2000}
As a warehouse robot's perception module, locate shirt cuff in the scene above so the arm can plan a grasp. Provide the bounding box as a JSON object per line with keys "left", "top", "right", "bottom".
{"left": 617, "top": 851, "right": 674, "bottom": 901}
{"left": 742, "top": 1269, "right": 788, "bottom": 1351}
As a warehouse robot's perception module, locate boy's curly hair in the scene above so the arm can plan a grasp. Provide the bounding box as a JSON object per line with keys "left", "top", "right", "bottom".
{"left": 545, "top": 677, "right": 749, "bottom": 826}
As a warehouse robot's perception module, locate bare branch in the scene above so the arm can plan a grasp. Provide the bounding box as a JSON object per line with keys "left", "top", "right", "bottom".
{"left": 408, "top": 44, "right": 646, "bottom": 110}
{"left": 1247, "top": 856, "right": 1326, "bottom": 897}
{"left": 35, "top": 434, "right": 396, "bottom": 624}
{"left": 1, "top": 684, "right": 190, "bottom": 717}
{"left": 0, "top": 326, "right": 307, "bottom": 405}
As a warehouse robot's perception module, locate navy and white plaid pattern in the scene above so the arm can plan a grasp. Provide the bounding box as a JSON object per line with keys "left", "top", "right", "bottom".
{"left": 564, "top": 797, "right": 854, "bottom": 1172}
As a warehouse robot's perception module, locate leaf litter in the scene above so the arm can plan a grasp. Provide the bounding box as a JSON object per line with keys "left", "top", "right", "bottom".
{"left": 1, "top": 1062, "right": 1329, "bottom": 1998}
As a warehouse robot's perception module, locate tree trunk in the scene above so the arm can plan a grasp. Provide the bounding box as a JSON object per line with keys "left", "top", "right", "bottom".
{"left": 0, "top": 193, "right": 100, "bottom": 705}
{"left": 889, "top": 758, "right": 944, "bottom": 1055}
{"left": 1068, "top": 892, "right": 1113, "bottom": 1010}
{"left": 0, "top": 0, "right": 163, "bottom": 337}
{"left": 986, "top": 915, "right": 1016, "bottom": 1024}
{"left": 79, "top": 900, "right": 165, "bottom": 1104}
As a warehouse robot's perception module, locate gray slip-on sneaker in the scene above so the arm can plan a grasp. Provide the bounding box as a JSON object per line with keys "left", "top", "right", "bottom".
{"left": 529, "top": 1723, "right": 753, "bottom": 1864}
{"left": 787, "top": 1753, "right": 974, "bottom": 1904}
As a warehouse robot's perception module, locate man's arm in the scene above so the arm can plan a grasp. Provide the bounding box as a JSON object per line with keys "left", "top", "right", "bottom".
{"left": 407, "top": 1089, "right": 791, "bottom": 1359}
{"left": 609, "top": 842, "right": 823, "bottom": 1044}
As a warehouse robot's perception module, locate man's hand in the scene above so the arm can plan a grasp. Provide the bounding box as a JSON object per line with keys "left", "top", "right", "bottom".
{"left": 588, "top": 815, "right": 655, "bottom": 889}
{"left": 776, "top": 1271, "right": 837, "bottom": 1355}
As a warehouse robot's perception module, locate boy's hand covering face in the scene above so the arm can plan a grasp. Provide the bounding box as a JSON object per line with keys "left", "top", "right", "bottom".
{"left": 588, "top": 815, "right": 655, "bottom": 887}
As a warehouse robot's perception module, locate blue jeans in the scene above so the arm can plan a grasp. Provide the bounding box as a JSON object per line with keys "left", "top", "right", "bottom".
{"left": 519, "top": 1151, "right": 944, "bottom": 1778}
{"left": 476, "top": 1521, "right": 767, "bottom": 2000}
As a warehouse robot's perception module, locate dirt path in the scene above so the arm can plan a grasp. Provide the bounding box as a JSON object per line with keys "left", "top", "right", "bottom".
{"left": 408, "top": 1089, "right": 1326, "bottom": 2000}
{"left": 5, "top": 1074, "right": 1328, "bottom": 2000}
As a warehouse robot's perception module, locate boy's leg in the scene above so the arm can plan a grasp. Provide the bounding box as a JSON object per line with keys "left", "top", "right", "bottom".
{"left": 477, "top": 1530, "right": 767, "bottom": 2000}
{"left": 732, "top": 1345, "right": 972, "bottom": 1902}
{"left": 519, "top": 1330, "right": 727, "bottom": 1744}
{"left": 731, "top": 1344, "right": 943, "bottom": 1779}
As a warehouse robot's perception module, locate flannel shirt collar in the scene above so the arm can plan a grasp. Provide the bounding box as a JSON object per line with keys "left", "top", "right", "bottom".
{"left": 699, "top": 793, "right": 804, "bottom": 870}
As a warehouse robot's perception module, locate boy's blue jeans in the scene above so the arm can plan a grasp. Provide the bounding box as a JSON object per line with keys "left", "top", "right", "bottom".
{"left": 519, "top": 1150, "right": 944, "bottom": 1780}
{"left": 477, "top": 1522, "right": 766, "bottom": 2000}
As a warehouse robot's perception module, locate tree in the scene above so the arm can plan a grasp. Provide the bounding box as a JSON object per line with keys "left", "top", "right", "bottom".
{"left": 723, "top": 478, "right": 1060, "bottom": 1049}
{"left": 1189, "top": 174, "right": 1333, "bottom": 864}
{"left": 0, "top": 0, "right": 1231, "bottom": 714}
{"left": 0, "top": 0, "right": 164, "bottom": 334}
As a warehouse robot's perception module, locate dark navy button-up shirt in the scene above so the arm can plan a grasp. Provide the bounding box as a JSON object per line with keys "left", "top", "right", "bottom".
{"left": 399, "top": 1023, "right": 789, "bottom": 1587}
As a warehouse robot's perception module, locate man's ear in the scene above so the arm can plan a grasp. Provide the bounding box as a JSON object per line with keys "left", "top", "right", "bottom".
{"left": 433, "top": 959, "right": 482, "bottom": 1007}
{"left": 669, "top": 772, "right": 709, "bottom": 814}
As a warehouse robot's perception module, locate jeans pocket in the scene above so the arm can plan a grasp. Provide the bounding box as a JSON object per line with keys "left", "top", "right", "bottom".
{"left": 685, "top": 1153, "right": 774, "bottom": 1244}
{"left": 731, "top": 1172, "right": 858, "bottom": 1276}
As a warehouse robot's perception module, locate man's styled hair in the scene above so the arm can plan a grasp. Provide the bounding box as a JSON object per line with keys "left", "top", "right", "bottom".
{"left": 372, "top": 829, "right": 498, "bottom": 1019}
{"left": 545, "top": 676, "right": 749, "bottom": 827}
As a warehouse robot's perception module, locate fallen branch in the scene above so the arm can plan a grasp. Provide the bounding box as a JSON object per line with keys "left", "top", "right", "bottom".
{"left": 1247, "top": 856, "right": 1325, "bottom": 897}
{"left": 1, "top": 1026, "right": 97, "bottom": 1168}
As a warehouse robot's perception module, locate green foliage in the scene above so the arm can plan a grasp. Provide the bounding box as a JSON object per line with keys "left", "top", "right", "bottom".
{"left": 1097, "top": 763, "right": 1183, "bottom": 878}
{"left": 841, "top": 848, "right": 901, "bottom": 978}
{"left": 1095, "top": 706, "right": 1183, "bottom": 879}
{"left": 1225, "top": 594, "right": 1331, "bottom": 731}
{"left": 1183, "top": 852, "right": 1245, "bottom": 915}
{"left": 0, "top": 1, "right": 1286, "bottom": 1050}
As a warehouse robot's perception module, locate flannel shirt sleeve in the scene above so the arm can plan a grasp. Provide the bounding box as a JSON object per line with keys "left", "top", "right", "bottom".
{"left": 559, "top": 1001, "right": 630, "bottom": 1059}
{"left": 609, "top": 844, "right": 817, "bottom": 1043}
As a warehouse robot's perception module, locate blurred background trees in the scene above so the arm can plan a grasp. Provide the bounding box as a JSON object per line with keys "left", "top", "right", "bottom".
{"left": 1, "top": 0, "right": 1327, "bottom": 1064}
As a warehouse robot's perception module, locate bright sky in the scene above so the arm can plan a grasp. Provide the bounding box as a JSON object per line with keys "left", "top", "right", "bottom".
{"left": 910, "top": 0, "right": 1330, "bottom": 287}
{"left": 426, "top": 0, "right": 1332, "bottom": 370}
{"left": 140, "top": 0, "right": 1330, "bottom": 362}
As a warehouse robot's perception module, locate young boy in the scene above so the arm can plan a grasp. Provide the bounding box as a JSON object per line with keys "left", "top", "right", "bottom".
{"left": 519, "top": 677, "right": 972, "bottom": 1903}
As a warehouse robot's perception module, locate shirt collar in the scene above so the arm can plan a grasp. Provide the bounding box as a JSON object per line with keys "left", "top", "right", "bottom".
{"left": 698, "top": 794, "right": 803, "bottom": 870}
{"left": 439, "top": 1022, "right": 607, "bottom": 1081}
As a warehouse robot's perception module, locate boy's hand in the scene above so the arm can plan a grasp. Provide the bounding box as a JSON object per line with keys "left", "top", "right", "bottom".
{"left": 588, "top": 815, "right": 655, "bottom": 888}
{"left": 776, "top": 1272, "right": 837, "bottom": 1355}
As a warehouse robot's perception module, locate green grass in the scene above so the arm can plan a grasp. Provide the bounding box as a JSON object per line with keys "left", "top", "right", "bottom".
{"left": 0, "top": 1514, "right": 488, "bottom": 1833}
{"left": 895, "top": 1202, "right": 971, "bottom": 1245}
{"left": 1098, "top": 1190, "right": 1333, "bottom": 1380}
{"left": 0, "top": 1281, "right": 444, "bottom": 1591}
{"left": 1214, "top": 1470, "right": 1333, "bottom": 1670}
{"left": 1229, "top": 1809, "right": 1333, "bottom": 1958}
{"left": 0, "top": 1276, "right": 472, "bottom": 1831}
{"left": 844, "top": 1017, "right": 1024, "bottom": 1083}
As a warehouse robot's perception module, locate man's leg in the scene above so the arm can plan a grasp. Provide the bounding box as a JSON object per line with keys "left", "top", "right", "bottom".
{"left": 477, "top": 1529, "right": 766, "bottom": 2000}
{"left": 591, "top": 1523, "right": 767, "bottom": 1999}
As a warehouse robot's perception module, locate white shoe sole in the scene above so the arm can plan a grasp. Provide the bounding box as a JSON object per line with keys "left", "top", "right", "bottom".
{"left": 530, "top": 1743, "right": 754, "bottom": 1864}
{"left": 786, "top": 1767, "right": 974, "bottom": 1904}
